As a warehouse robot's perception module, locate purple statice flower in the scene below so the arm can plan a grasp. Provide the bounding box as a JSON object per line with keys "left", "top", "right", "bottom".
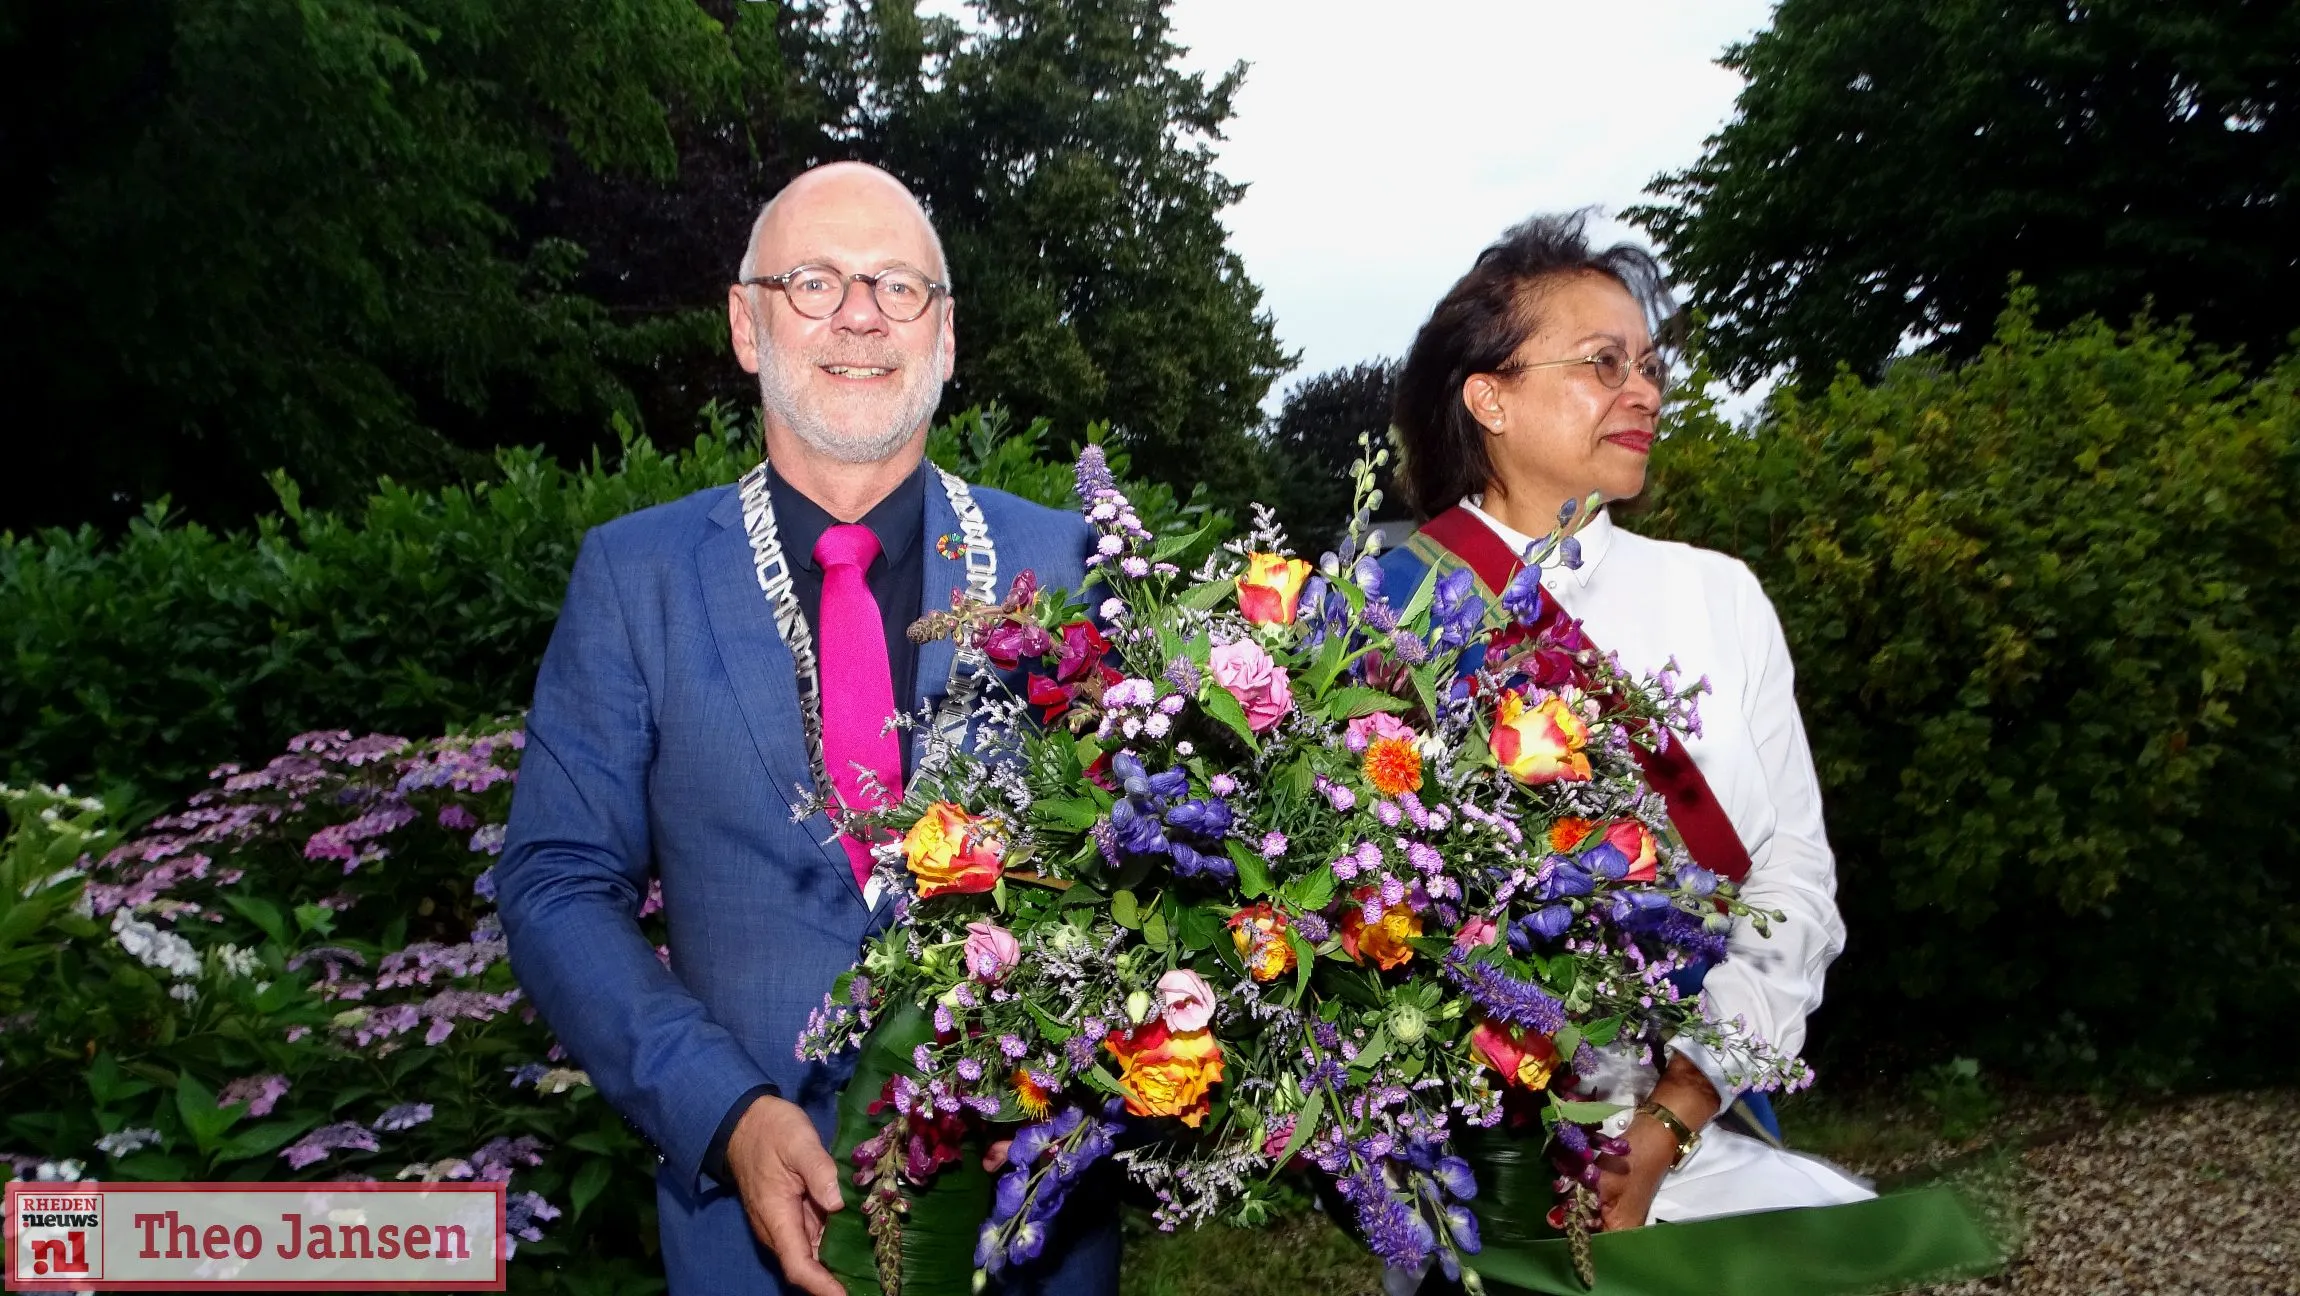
{"left": 219, "top": 1073, "right": 290, "bottom": 1118}
{"left": 281, "top": 1122, "right": 381, "bottom": 1171}
{"left": 1073, "top": 445, "right": 1118, "bottom": 506}
{"left": 374, "top": 1103, "right": 434, "bottom": 1133}
{"left": 1444, "top": 957, "right": 1566, "bottom": 1034}
{"left": 1342, "top": 1167, "right": 1435, "bottom": 1270}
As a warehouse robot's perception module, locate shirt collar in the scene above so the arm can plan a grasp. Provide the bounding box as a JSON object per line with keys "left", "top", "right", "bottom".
{"left": 1460, "top": 495, "right": 1615, "bottom": 588}
{"left": 767, "top": 459, "right": 929, "bottom": 571}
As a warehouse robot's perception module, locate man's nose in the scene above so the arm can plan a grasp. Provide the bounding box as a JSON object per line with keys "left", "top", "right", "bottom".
{"left": 830, "top": 277, "right": 891, "bottom": 334}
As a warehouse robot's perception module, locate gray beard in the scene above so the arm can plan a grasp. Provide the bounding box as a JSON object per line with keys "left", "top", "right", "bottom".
{"left": 755, "top": 324, "right": 945, "bottom": 465}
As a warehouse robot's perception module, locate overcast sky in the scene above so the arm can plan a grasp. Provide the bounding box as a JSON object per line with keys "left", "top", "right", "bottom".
{"left": 1159, "top": 0, "right": 1779, "bottom": 405}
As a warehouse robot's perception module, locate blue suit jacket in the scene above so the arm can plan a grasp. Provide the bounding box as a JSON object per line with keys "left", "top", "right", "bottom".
{"left": 497, "top": 473, "right": 1107, "bottom": 1293}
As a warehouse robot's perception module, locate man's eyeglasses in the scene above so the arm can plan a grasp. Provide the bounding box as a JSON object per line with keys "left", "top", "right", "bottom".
{"left": 739, "top": 264, "right": 949, "bottom": 323}
{"left": 1503, "top": 345, "right": 1669, "bottom": 397}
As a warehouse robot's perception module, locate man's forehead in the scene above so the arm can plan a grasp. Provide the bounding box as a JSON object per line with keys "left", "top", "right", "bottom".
{"left": 754, "top": 173, "right": 941, "bottom": 273}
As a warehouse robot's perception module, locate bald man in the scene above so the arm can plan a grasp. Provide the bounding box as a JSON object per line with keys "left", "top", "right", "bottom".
{"left": 498, "top": 164, "right": 1114, "bottom": 1296}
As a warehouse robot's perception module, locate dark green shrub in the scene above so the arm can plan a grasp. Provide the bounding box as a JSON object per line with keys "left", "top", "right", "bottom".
{"left": 0, "top": 407, "right": 1219, "bottom": 806}
{"left": 1645, "top": 301, "right": 2300, "bottom": 1080}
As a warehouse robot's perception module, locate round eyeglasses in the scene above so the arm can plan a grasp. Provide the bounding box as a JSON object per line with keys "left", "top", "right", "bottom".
{"left": 740, "top": 263, "right": 949, "bottom": 323}
{"left": 1504, "top": 344, "right": 1669, "bottom": 397}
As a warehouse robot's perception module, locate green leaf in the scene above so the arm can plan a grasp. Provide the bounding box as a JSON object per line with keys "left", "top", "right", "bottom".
{"left": 1174, "top": 902, "right": 1224, "bottom": 953}
{"left": 1304, "top": 631, "right": 1353, "bottom": 696}
{"left": 1151, "top": 522, "right": 1212, "bottom": 563}
{"left": 1178, "top": 578, "right": 1236, "bottom": 611}
{"left": 292, "top": 903, "right": 335, "bottom": 936}
{"left": 176, "top": 1073, "right": 240, "bottom": 1155}
{"left": 1112, "top": 889, "right": 1142, "bottom": 929}
{"left": 1398, "top": 560, "right": 1444, "bottom": 626}
{"left": 1032, "top": 796, "right": 1103, "bottom": 831}
{"left": 1227, "top": 840, "right": 1271, "bottom": 900}
{"left": 820, "top": 1001, "right": 993, "bottom": 1296}
{"left": 1288, "top": 927, "right": 1315, "bottom": 997}
{"left": 1321, "top": 686, "right": 1411, "bottom": 720}
{"left": 1553, "top": 1099, "right": 1627, "bottom": 1125}
{"left": 1281, "top": 866, "right": 1338, "bottom": 913}
{"left": 569, "top": 1158, "right": 612, "bottom": 1219}
{"left": 211, "top": 1117, "right": 319, "bottom": 1166}
{"left": 1141, "top": 908, "right": 1171, "bottom": 951}
{"left": 1348, "top": 1026, "right": 1392, "bottom": 1073}
{"left": 1196, "top": 682, "right": 1260, "bottom": 750}
{"left": 1581, "top": 1016, "right": 1623, "bottom": 1048}
{"left": 1267, "top": 1088, "right": 1324, "bottom": 1180}
{"left": 221, "top": 894, "right": 291, "bottom": 950}
{"left": 1025, "top": 999, "right": 1076, "bottom": 1044}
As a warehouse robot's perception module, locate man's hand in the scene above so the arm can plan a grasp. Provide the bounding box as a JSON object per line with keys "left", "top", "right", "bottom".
{"left": 1597, "top": 1053, "right": 1721, "bottom": 1232}
{"left": 983, "top": 1138, "right": 1014, "bottom": 1173}
{"left": 725, "top": 1094, "right": 846, "bottom": 1296}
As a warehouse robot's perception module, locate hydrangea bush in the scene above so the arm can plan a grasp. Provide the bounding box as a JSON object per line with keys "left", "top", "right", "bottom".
{"left": 0, "top": 731, "right": 665, "bottom": 1295}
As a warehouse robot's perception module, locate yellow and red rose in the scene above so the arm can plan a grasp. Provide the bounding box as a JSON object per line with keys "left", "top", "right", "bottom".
{"left": 1104, "top": 1020, "right": 1225, "bottom": 1126}
{"left": 1490, "top": 691, "right": 1592, "bottom": 785}
{"left": 1339, "top": 887, "right": 1424, "bottom": 970}
{"left": 1237, "top": 552, "right": 1313, "bottom": 626}
{"left": 1468, "top": 1019, "right": 1558, "bottom": 1091}
{"left": 1228, "top": 903, "right": 1297, "bottom": 982}
{"left": 901, "top": 802, "right": 1004, "bottom": 898}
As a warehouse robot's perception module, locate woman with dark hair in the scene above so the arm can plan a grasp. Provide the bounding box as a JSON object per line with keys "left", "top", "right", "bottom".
{"left": 1378, "top": 212, "right": 1871, "bottom": 1240}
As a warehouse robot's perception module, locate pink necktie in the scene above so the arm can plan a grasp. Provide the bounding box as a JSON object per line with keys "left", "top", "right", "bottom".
{"left": 814, "top": 524, "right": 902, "bottom": 890}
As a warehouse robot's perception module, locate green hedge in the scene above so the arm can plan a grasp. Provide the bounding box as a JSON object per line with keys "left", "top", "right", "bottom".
{"left": 1645, "top": 301, "right": 2300, "bottom": 1080}
{"left": 0, "top": 407, "right": 1217, "bottom": 807}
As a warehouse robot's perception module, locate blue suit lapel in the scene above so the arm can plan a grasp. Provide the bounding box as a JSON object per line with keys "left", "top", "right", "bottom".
{"left": 697, "top": 489, "right": 866, "bottom": 907}
{"left": 909, "top": 479, "right": 969, "bottom": 774}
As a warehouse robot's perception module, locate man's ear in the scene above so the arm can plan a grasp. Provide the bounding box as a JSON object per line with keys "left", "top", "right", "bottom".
{"left": 729, "top": 285, "right": 763, "bottom": 375}
{"left": 937, "top": 297, "right": 957, "bottom": 381}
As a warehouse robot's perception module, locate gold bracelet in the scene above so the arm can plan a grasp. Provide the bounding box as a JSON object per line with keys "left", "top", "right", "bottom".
{"left": 1638, "top": 1099, "right": 1702, "bottom": 1169}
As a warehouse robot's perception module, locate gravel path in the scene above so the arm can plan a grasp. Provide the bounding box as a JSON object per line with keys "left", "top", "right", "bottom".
{"left": 1841, "top": 1089, "right": 2300, "bottom": 1296}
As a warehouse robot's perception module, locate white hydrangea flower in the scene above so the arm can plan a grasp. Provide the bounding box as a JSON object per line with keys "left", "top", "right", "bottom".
{"left": 96, "top": 1128, "right": 161, "bottom": 1158}
{"left": 110, "top": 909, "right": 202, "bottom": 979}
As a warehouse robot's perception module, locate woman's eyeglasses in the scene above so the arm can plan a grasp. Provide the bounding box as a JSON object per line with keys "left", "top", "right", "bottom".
{"left": 1503, "top": 345, "right": 1668, "bottom": 396}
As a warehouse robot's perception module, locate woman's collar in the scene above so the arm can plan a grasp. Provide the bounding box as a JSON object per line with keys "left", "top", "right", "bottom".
{"left": 1460, "top": 495, "right": 1615, "bottom": 587}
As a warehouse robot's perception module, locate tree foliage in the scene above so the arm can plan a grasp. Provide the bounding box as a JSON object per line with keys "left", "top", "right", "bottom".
{"left": 3, "top": 0, "right": 1288, "bottom": 533}
{"left": 1259, "top": 360, "right": 1399, "bottom": 547}
{"left": 1644, "top": 300, "right": 2300, "bottom": 1078}
{"left": 0, "top": 0, "right": 738, "bottom": 531}
{"left": 1633, "top": 0, "right": 2300, "bottom": 391}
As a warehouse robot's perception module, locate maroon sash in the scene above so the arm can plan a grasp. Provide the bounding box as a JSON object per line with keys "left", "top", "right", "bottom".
{"left": 1418, "top": 507, "right": 1755, "bottom": 884}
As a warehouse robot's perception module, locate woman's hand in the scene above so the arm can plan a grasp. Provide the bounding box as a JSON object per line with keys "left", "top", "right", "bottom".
{"left": 1596, "top": 1053, "right": 1721, "bottom": 1231}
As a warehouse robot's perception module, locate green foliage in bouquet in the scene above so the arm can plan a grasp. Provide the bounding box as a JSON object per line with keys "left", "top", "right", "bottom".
{"left": 0, "top": 735, "right": 659, "bottom": 1295}
{"left": 799, "top": 448, "right": 1811, "bottom": 1293}
{"left": 1643, "top": 298, "right": 2300, "bottom": 1079}
{"left": 0, "top": 406, "right": 1219, "bottom": 807}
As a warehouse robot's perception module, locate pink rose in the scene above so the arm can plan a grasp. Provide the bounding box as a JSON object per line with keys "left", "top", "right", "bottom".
{"left": 1345, "top": 710, "right": 1416, "bottom": 753}
{"left": 964, "top": 921, "right": 1022, "bottom": 981}
{"left": 1453, "top": 915, "right": 1499, "bottom": 951}
{"left": 1207, "top": 640, "right": 1293, "bottom": 733}
{"left": 1157, "top": 968, "right": 1218, "bottom": 1032}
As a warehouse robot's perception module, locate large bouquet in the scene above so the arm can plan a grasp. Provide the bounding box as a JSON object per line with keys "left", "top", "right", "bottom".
{"left": 799, "top": 447, "right": 1809, "bottom": 1293}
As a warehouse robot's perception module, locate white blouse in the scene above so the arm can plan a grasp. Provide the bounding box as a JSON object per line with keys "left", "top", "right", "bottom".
{"left": 1465, "top": 502, "right": 1847, "bottom": 1100}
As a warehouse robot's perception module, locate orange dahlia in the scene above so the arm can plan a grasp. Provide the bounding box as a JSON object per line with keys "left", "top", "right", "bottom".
{"left": 1363, "top": 736, "right": 1423, "bottom": 797}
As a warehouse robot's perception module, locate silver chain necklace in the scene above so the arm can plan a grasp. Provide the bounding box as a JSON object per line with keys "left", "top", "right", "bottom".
{"left": 735, "top": 460, "right": 999, "bottom": 812}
